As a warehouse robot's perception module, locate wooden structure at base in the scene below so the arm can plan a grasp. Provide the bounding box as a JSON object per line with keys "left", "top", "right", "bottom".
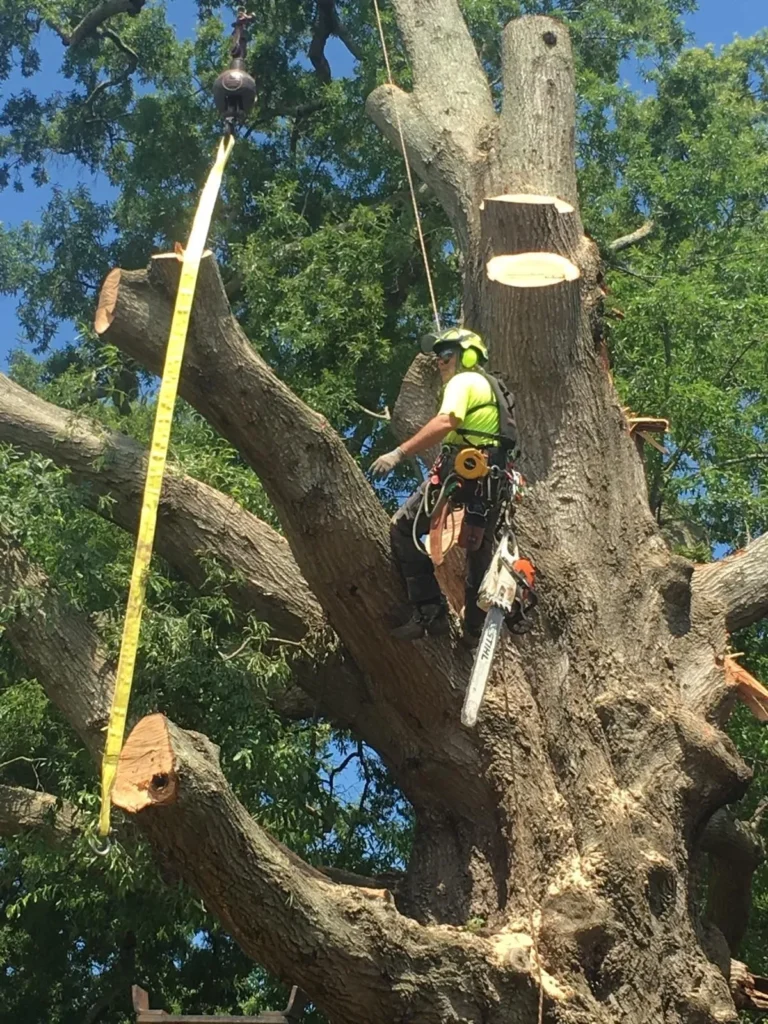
{"left": 133, "top": 985, "right": 306, "bottom": 1023}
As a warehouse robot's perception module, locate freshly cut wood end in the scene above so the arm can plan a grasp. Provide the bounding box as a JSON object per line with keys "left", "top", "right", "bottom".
{"left": 94, "top": 268, "right": 121, "bottom": 335}
{"left": 724, "top": 656, "right": 768, "bottom": 722}
{"left": 487, "top": 252, "right": 580, "bottom": 288}
{"left": 483, "top": 193, "right": 575, "bottom": 214}
{"left": 731, "top": 960, "right": 768, "bottom": 1010}
{"left": 112, "top": 713, "right": 179, "bottom": 813}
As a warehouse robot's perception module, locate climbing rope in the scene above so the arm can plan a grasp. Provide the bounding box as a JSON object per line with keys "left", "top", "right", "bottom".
{"left": 371, "top": 0, "right": 441, "bottom": 333}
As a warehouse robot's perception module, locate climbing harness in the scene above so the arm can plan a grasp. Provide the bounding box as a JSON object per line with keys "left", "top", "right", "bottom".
{"left": 417, "top": 437, "right": 517, "bottom": 560}
{"left": 97, "top": 19, "right": 256, "bottom": 836}
{"left": 461, "top": 476, "right": 537, "bottom": 728}
{"left": 371, "top": 0, "right": 441, "bottom": 332}
{"left": 213, "top": 10, "right": 258, "bottom": 134}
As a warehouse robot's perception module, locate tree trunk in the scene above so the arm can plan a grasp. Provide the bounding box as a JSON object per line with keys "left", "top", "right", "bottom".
{"left": 4, "top": 5, "right": 768, "bottom": 1023}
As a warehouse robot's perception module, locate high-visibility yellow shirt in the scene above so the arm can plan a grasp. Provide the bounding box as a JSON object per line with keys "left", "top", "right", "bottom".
{"left": 439, "top": 371, "right": 500, "bottom": 446}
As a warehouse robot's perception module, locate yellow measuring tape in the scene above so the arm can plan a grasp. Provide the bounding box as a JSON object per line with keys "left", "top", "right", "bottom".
{"left": 98, "top": 135, "right": 235, "bottom": 836}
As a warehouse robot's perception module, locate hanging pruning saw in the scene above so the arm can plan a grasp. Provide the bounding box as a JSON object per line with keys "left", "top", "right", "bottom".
{"left": 461, "top": 475, "right": 537, "bottom": 728}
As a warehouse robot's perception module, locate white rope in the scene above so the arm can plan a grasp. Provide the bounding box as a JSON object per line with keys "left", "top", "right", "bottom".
{"left": 371, "top": 0, "right": 441, "bottom": 333}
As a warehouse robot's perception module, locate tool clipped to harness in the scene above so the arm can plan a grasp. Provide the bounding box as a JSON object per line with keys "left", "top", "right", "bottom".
{"left": 461, "top": 488, "right": 537, "bottom": 727}
{"left": 454, "top": 447, "right": 489, "bottom": 480}
{"left": 213, "top": 9, "right": 258, "bottom": 132}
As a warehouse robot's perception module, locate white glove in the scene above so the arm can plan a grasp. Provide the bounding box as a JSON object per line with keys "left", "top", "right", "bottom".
{"left": 371, "top": 447, "right": 405, "bottom": 476}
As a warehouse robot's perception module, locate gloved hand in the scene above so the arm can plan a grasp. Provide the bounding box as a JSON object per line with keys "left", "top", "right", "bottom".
{"left": 371, "top": 447, "right": 405, "bottom": 476}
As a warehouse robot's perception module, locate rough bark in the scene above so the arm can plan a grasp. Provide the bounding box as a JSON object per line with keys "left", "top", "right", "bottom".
{"left": 700, "top": 808, "right": 764, "bottom": 953}
{"left": 390, "top": 353, "right": 442, "bottom": 467}
{"left": 0, "top": 784, "right": 78, "bottom": 842}
{"left": 112, "top": 713, "right": 538, "bottom": 1024}
{"left": 366, "top": 8, "right": 759, "bottom": 1022}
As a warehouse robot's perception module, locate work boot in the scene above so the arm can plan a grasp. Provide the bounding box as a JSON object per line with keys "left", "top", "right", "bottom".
{"left": 391, "top": 601, "right": 449, "bottom": 640}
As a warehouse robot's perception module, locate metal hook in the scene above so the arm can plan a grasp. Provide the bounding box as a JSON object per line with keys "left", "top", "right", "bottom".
{"left": 87, "top": 833, "right": 113, "bottom": 857}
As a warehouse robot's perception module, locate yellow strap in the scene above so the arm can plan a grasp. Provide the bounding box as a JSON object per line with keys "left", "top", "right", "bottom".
{"left": 98, "top": 134, "right": 235, "bottom": 836}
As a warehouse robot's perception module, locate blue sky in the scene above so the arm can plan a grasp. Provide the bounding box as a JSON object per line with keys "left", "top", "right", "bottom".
{"left": 0, "top": 0, "right": 766, "bottom": 370}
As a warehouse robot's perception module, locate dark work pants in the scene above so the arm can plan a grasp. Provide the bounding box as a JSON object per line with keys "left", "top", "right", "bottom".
{"left": 390, "top": 479, "right": 500, "bottom": 631}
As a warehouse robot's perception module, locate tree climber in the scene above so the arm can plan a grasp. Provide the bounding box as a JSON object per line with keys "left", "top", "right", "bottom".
{"left": 372, "top": 329, "right": 517, "bottom": 643}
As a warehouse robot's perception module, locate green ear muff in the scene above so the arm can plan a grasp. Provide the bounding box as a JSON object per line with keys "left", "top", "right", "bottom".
{"left": 461, "top": 347, "right": 479, "bottom": 368}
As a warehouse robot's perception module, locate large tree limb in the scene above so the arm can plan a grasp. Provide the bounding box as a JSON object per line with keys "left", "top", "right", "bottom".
{"left": 0, "top": 530, "right": 112, "bottom": 760}
{"left": 366, "top": 0, "right": 495, "bottom": 250}
{"left": 0, "top": 372, "right": 319, "bottom": 642}
{"left": 0, "top": 784, "right": 78, "bottom": 842}
{"left": 0, "top": 374, "right": 481, "bottom": 819}
{"left": 500, "top": 18, "right": 580, "bottom": 210}
{"left": 692, "top": 534, "right": 768, "bottom": 633}
{"left": 309, "top": 0, "right": 362, "bottom": 82}
{"left": 385, "top": 0, "right": 493, "bottom": 126}
{"left": 94, "top": 254, "right": 498, "bottom": 827}
{"left": 365, "top": 85, "right": 475, "bottom": 249}
{"left": 111, "top": 713, "right": 537, "bottom": 1024}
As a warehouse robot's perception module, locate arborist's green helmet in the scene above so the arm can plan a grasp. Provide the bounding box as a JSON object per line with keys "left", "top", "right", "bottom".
{"left": 420, "top": 327, "right": 488, "bottom": 369}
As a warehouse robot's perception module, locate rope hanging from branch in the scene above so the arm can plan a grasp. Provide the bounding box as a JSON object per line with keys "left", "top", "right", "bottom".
{"left": 371, "top": 0, "right": 441, "bottom": 332}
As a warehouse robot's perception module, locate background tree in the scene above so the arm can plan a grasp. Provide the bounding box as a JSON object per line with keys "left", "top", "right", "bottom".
{"left": 1, "top": 2, "right": 768, "bottom": 1022}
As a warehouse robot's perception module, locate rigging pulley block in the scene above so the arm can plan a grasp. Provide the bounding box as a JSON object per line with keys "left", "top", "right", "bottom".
{"left": 213, "top": 9, "right": 258, "bottom": 132}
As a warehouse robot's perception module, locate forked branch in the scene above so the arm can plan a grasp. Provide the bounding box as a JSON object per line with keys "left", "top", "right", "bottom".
{"left": 309, "top": 0, "right": 362, "bottom": 82}
{"left": 54, "top": 0, "right": 146, "bottom": 47}
{"left": 93, "top": 253, "right": 499, "bottom": 824}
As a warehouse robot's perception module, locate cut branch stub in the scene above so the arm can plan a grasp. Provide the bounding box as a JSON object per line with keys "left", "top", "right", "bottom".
{"left": 481, "top": 196, "right": 582, "bottom": 388}
{"left": 112, "top": 712, "right": 179, "bottom": 812}
{"left": 499, "top": 17, "right": 579, "bottom": 210}
{"left": 481, "top": 195, "right": 581, "bottom": 261}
